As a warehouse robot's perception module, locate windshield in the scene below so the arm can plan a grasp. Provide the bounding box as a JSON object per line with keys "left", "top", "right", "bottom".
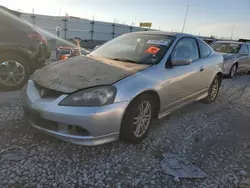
{"left": 90, "top": 34, "right": 175, "bottom": 64}
{"left": 211, "top": 43, "right": 241, "bottom": 54}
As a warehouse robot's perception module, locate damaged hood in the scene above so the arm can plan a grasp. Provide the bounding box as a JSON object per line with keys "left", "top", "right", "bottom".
{"left": 32, "top": 56, "right": 150, "bottom": 93}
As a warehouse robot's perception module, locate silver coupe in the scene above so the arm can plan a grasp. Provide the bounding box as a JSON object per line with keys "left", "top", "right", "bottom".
{"left": 21, "top": 31, "right": 224, "bottom": 146}
{"left": 211, "top": 41, "right": 250, "bottom": 78}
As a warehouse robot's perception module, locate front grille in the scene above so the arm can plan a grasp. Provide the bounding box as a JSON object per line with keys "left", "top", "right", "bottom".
{"left": 34, "top": 83, "right": 62, "bottom": 98}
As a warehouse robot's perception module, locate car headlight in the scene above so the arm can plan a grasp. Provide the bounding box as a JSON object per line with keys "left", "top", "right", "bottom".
{"left": 59, "top": 86, "right": 117, "bottom": 107}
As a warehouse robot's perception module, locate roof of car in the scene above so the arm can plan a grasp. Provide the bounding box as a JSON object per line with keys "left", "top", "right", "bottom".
{"left": 127, "top": 31, "right": 193, "bottom": 38}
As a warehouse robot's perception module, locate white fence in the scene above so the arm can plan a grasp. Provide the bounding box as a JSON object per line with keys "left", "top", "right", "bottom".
{"left": 21, "top": 13, "right": 153, "bottom": 41}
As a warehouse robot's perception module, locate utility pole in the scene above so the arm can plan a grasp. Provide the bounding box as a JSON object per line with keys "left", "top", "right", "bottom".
{"left": 31, "top": 8, "right": 35, "bottom": 25}
{"left": 181, "top": 5, "right": 189, "bottom": 33}
{"left": 230, "top": 21, "right": 236, "bottom": 40}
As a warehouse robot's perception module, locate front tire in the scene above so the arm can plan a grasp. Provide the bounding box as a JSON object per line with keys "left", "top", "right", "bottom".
{"left": 120, "top": 94, "right": 154, "bottom": 144}
{"left": 0, "top": 52, "right": 30, "bottom": 91}
{"left": 228, "top": 64, "right": 237, "bottom": 78}
{"left": 201, "top": 75, "right": 221, "bottom": 104}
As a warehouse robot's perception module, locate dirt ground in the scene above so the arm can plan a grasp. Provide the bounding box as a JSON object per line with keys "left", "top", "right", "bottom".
{"left": 0, "top": 74, "right": 250, "bottom": 188}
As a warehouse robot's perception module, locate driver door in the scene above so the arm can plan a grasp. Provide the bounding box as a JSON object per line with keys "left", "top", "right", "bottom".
{"left": 160, "top": 37, "right": 208, "bottom": 112}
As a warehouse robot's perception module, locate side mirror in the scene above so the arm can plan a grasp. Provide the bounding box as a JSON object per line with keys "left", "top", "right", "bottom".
{"left": 171, "top": 47, "right": 192, "bottom": 66}
{"left": 171, "top": 57, "right": 192, "bottom": 66}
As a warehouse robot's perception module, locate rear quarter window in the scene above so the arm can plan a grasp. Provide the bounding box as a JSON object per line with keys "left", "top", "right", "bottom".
{"left": 240, "top": 45, "right": 249, "bottom": 54}
{"left": 198, "top": 40, "right": 211, "bottom": 58}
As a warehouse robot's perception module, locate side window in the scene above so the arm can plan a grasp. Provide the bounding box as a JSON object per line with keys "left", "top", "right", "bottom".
{"left": 240, "top": 45, "right": 249, "bottom": 54}
{"left": 198, "top": 40, "right": 211, "bottom": 58}
{"left": 172, "top": 38, "right": 199, "bottom": 61}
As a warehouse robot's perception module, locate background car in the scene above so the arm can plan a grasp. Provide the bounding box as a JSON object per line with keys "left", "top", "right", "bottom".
{"left": 56, "top": 46, "right": 90, "bottom": 60}
{"left": 68, "top": 48, "right": 90, "bottom": 58}
{"left": 211, "top": 41, "right": 250, "bottom": 78}
{"left": 56, "top": 46, "right": 73, "bottom": 60}
{"left": 21, "top": 31, "right": 223, "bottom": 146}
{"left": 204, "top": 38, "right": 215, "bottom": 44}
{"left": 0, "top": 6, "right": 51, "bottom": 90}
{"left": 80, "top": 48, "right": 90, "bottom": 55}
{"left": 56, "top": 38, "right": 90, "bottom": 60}
{"left": 239, "top": 38, "right": 250, "bottom": 43}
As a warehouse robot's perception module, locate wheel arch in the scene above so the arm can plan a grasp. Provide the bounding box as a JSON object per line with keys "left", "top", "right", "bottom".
{"left": 123, "top": 90, "right": 161, "bottom": 119}
{"left": 0, "top": 48, "right": 33, "bottom": 73}
{"left": 216, "top": 72, "right": 223, "bottom": 85}
{"left": 230, "top": 61, "right": 238, "bottom": 71}
{"left": 119, "top": 89, "right": 161, "bottom": 142}
{"left": 234, "top": 62, "right": 238, "bottom": 68}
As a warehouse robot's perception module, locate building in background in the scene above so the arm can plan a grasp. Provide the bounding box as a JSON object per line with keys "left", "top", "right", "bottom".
{"left": 20, "top": 12, "right": 154, "bottom": 49}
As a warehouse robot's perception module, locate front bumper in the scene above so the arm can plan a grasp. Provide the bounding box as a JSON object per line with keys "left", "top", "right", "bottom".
{"left": 21, "top": 80, "right": 129, "bottom": 146}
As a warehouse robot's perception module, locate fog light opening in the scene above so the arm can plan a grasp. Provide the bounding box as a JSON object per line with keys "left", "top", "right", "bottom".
{"left": 57, "top": 123, "right": 90, "bottom": 136}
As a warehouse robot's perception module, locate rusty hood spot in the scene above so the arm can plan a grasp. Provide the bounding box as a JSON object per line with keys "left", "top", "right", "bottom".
{"left": 32, "top": 56, "right": 151, "bottom": 93}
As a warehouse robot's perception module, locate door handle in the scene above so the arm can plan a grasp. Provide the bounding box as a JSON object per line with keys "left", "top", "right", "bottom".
{"left": 200, "top": 67, "right": 204, "bottom": 72}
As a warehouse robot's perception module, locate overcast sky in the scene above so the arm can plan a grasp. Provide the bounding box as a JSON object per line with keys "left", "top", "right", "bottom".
{"left": 1, "top": 0, "right": 250, "bottom": 39}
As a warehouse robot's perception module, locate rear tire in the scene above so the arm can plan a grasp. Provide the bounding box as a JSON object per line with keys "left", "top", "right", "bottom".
{"left": 0, "top": 52, "right": 30, "bottom": 91}
{"left": 120, "top": 94, "right": 154, "bottom": 144}
{"left": 201, "top": 75, "right": 221, "bottom": 104}
{"left": 228, "top": 64, "right": 237, "bottom": 78}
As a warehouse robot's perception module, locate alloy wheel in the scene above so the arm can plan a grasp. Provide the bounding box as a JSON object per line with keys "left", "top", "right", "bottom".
{"left": 0, "top": 60, "right": 26, "bottom": 87}
{"left": 209, "top": 78, "right": 219, "bottom": 101}
{"left": 230, "top": 65, "right": 237, "bottom": 78}
{"left": 133, "top": 101, "right": 152, "bottom": 138}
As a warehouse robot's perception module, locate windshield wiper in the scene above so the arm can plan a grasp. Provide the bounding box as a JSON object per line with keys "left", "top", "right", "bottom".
{"left": 111, "top": 58, "right": 140, "bottom": 64}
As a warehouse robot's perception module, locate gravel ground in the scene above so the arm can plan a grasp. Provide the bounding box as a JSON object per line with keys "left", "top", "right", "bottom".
{"left": 0, "top": 74, "right": 250, "bottom": 188}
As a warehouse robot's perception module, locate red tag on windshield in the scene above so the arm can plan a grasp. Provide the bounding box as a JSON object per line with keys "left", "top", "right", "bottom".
{"left": 145, "top": 46, "right": 160, "bottom": 55}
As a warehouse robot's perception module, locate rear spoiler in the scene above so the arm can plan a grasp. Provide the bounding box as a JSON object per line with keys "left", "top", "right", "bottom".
{"left": 0, "top": 6, "right": 21, "bottom": 17}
